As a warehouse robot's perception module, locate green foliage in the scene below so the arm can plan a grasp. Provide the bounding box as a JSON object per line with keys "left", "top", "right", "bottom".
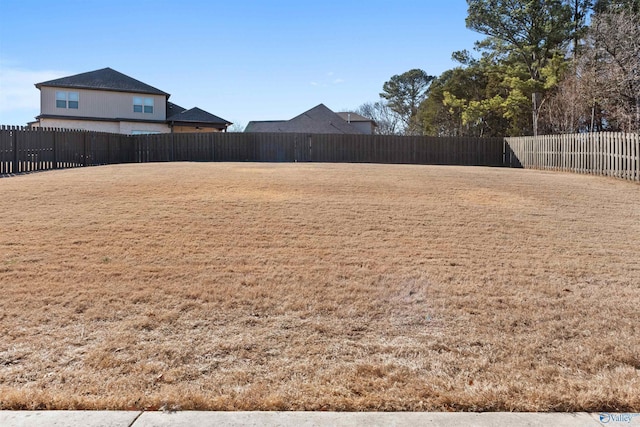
{"left": 451, "top": 50, "right": 474, "bottom": 66}
{"left": 391, "top": 0, "right": 637, "bottom": 135}
{"left": 568, "top": 0, "right": 594, "bottom": 55}
{"left": 380, "top": 69, "right": 435, "bottom": 135}
{"left": 465, "top": 0, "right": 575, "bottom": 134}
{"left": 420, "top": 58, "right": 514, "bottom": 137}
{"left": 466, "top": 0, "right": 573, "bottom": 72}
{"left": 432, "top": 57, "right": 535, "bottom": 136}
{"left": 419, "top": 70, "right": 461, "bottom": 136}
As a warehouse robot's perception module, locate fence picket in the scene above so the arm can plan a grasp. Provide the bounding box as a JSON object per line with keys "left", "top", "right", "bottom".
{"left": 1, "top": 128, "right": 638, "bottom": 182}
{"left": 504, "top": 132, "right": 639, "bottom": 182}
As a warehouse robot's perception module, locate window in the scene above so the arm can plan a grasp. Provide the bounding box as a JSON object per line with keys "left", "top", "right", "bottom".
{"left": 133, "top": 97, "right": 153, "bottom": 114}
{"left": 56, "top": 91, "right": 66, "bottom": 108}
{"left": 133, "top": 97, "right": 143, "bottom": 113}
{"left": 68, "top": 92, "right": 79, "bottom": 109}
{"left": 56, "top": 91, "right": 79, "bottom": 109}
{"left": 144, "top": 98, "right": 153, "bottom": 114}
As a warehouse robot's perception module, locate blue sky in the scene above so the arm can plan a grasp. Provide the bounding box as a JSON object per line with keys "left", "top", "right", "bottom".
{"left": 0, "top": 0, "right": 480, "bottom": 128}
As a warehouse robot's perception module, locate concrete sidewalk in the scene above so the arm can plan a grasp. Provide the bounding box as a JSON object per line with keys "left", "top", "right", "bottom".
{"left": 2, "top": 411, "right": 638, "bottom": 426}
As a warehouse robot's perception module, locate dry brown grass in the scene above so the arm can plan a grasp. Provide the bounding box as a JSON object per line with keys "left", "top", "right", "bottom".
{"left": 0, "top": 162, "right": 639, "bottom": 412}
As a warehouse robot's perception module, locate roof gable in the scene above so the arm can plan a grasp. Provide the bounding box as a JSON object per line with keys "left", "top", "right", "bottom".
{"left": 167, "top": 107, "right": 231, "bottom": 126}
{"left": 167, "top": 102, "right": 187, "bottom": 117}
{"left": 35, "top": 67, "right": 169, "bottom": 96}
{"left": 287, "top": 104, "right": 359, "bottom": 133}
{"left": 244, "top": 121, "right": 288, "bottom": 132}
{"left": 245, "top": 104, "right": 364, "bottom": 134}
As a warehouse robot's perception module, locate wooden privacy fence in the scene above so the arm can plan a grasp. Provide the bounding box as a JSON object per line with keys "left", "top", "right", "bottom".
{"left": 1, "top": 127, "right": 505, "bottom": 174}
{"left": 505, "top": 132, "right": 640, "bottom": 182}
{"left": 0, "top": 127, "right": 134, "bottom": 174}
{"left": 134, "top": 132, "right": 505, "bottom": 165}
{"left": 2, "top": 126, "right": 638, "bottom": 182}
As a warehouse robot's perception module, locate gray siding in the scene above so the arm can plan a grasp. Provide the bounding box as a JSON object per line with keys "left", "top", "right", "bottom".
{"left": 40, "top": 87, "right": 167, "bottom": 121}
{"left": 348, "top": 121, "right": 375, "bottom": 135}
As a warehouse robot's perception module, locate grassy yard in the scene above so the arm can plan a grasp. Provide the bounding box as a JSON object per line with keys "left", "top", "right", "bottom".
{"left": 0, "top": 162, "right": 639, "bottom": 411}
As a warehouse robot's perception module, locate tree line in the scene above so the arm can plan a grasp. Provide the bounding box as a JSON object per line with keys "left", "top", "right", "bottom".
{"left": 353, "top": 0, "right": 640, "bottom": 136}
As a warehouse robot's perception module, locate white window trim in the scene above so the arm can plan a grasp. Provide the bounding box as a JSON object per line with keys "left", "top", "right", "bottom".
{"left": 133, "top": 97, "right": 154, "bottom": 114}
{"left": 56, "top": 91, "right": 79, "bottom": 109}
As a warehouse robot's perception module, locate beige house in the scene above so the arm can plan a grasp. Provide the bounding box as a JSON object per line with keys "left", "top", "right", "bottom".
{"left": 32, "top": 68, "right": 231, "bottom": 134}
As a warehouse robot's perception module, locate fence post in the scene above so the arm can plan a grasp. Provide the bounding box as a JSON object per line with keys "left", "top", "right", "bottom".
{"left": 11, "top": 128, "right": 18, "bottom": 174}
{"left": 105, "top": 133, "right": 110, "bottom": 165}
{"left": 502, "top": 138, "right": 507, "bottom": 167}
{"left": 52, "top": 131, "right": 58, "bottom": 169}
{"left": 83, "top": 132, "right": 88, "bottom": 167}
{"left": 171, "top": 132, "right": 175, "bottom": 162}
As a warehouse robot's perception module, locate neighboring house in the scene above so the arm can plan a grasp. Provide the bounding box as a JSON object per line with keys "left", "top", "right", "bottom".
{"left": 166, "top": 102, "right": 232, "bottom": 133}
{"left": 336, "top": 112, "right": 377, "bottom": 135}
{"left": 245, "top": 104, "right": 376, "bottom": 134}
{"left": 32, "top": 68, "right": 230, "bottom": 134}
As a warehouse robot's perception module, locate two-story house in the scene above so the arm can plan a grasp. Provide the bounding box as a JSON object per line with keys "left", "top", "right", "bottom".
{"left": 32, "top": 68, "right": 231, "bottom": 134}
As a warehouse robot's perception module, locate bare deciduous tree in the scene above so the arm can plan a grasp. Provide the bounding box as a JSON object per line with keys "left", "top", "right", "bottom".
{"left": 227, "top": 122, "right": 246, "bottom": 132}
{"left": 541, "top": 62, "right": 595, "bottom": 133}
{"left": 352, "top": 101, "right": 403, "bottom": 135}
{"left": 587, "top": 8, "right": 640, "bottom": 132}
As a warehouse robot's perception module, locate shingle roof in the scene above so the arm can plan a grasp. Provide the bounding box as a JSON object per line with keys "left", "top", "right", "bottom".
{"left": 35, "top": 67, "right": 170, "bottom": 96}
{"left": 244, "top": 121, "right": 288, "bottom": 132}
{"left": 167, "top": 102, "right": 187, "bottom": 117}
{"left": 167, "top": 107, "right": 231, "bottom": 125}
{"left": 245, "top": 104, "right": 365, "bottom": 134}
